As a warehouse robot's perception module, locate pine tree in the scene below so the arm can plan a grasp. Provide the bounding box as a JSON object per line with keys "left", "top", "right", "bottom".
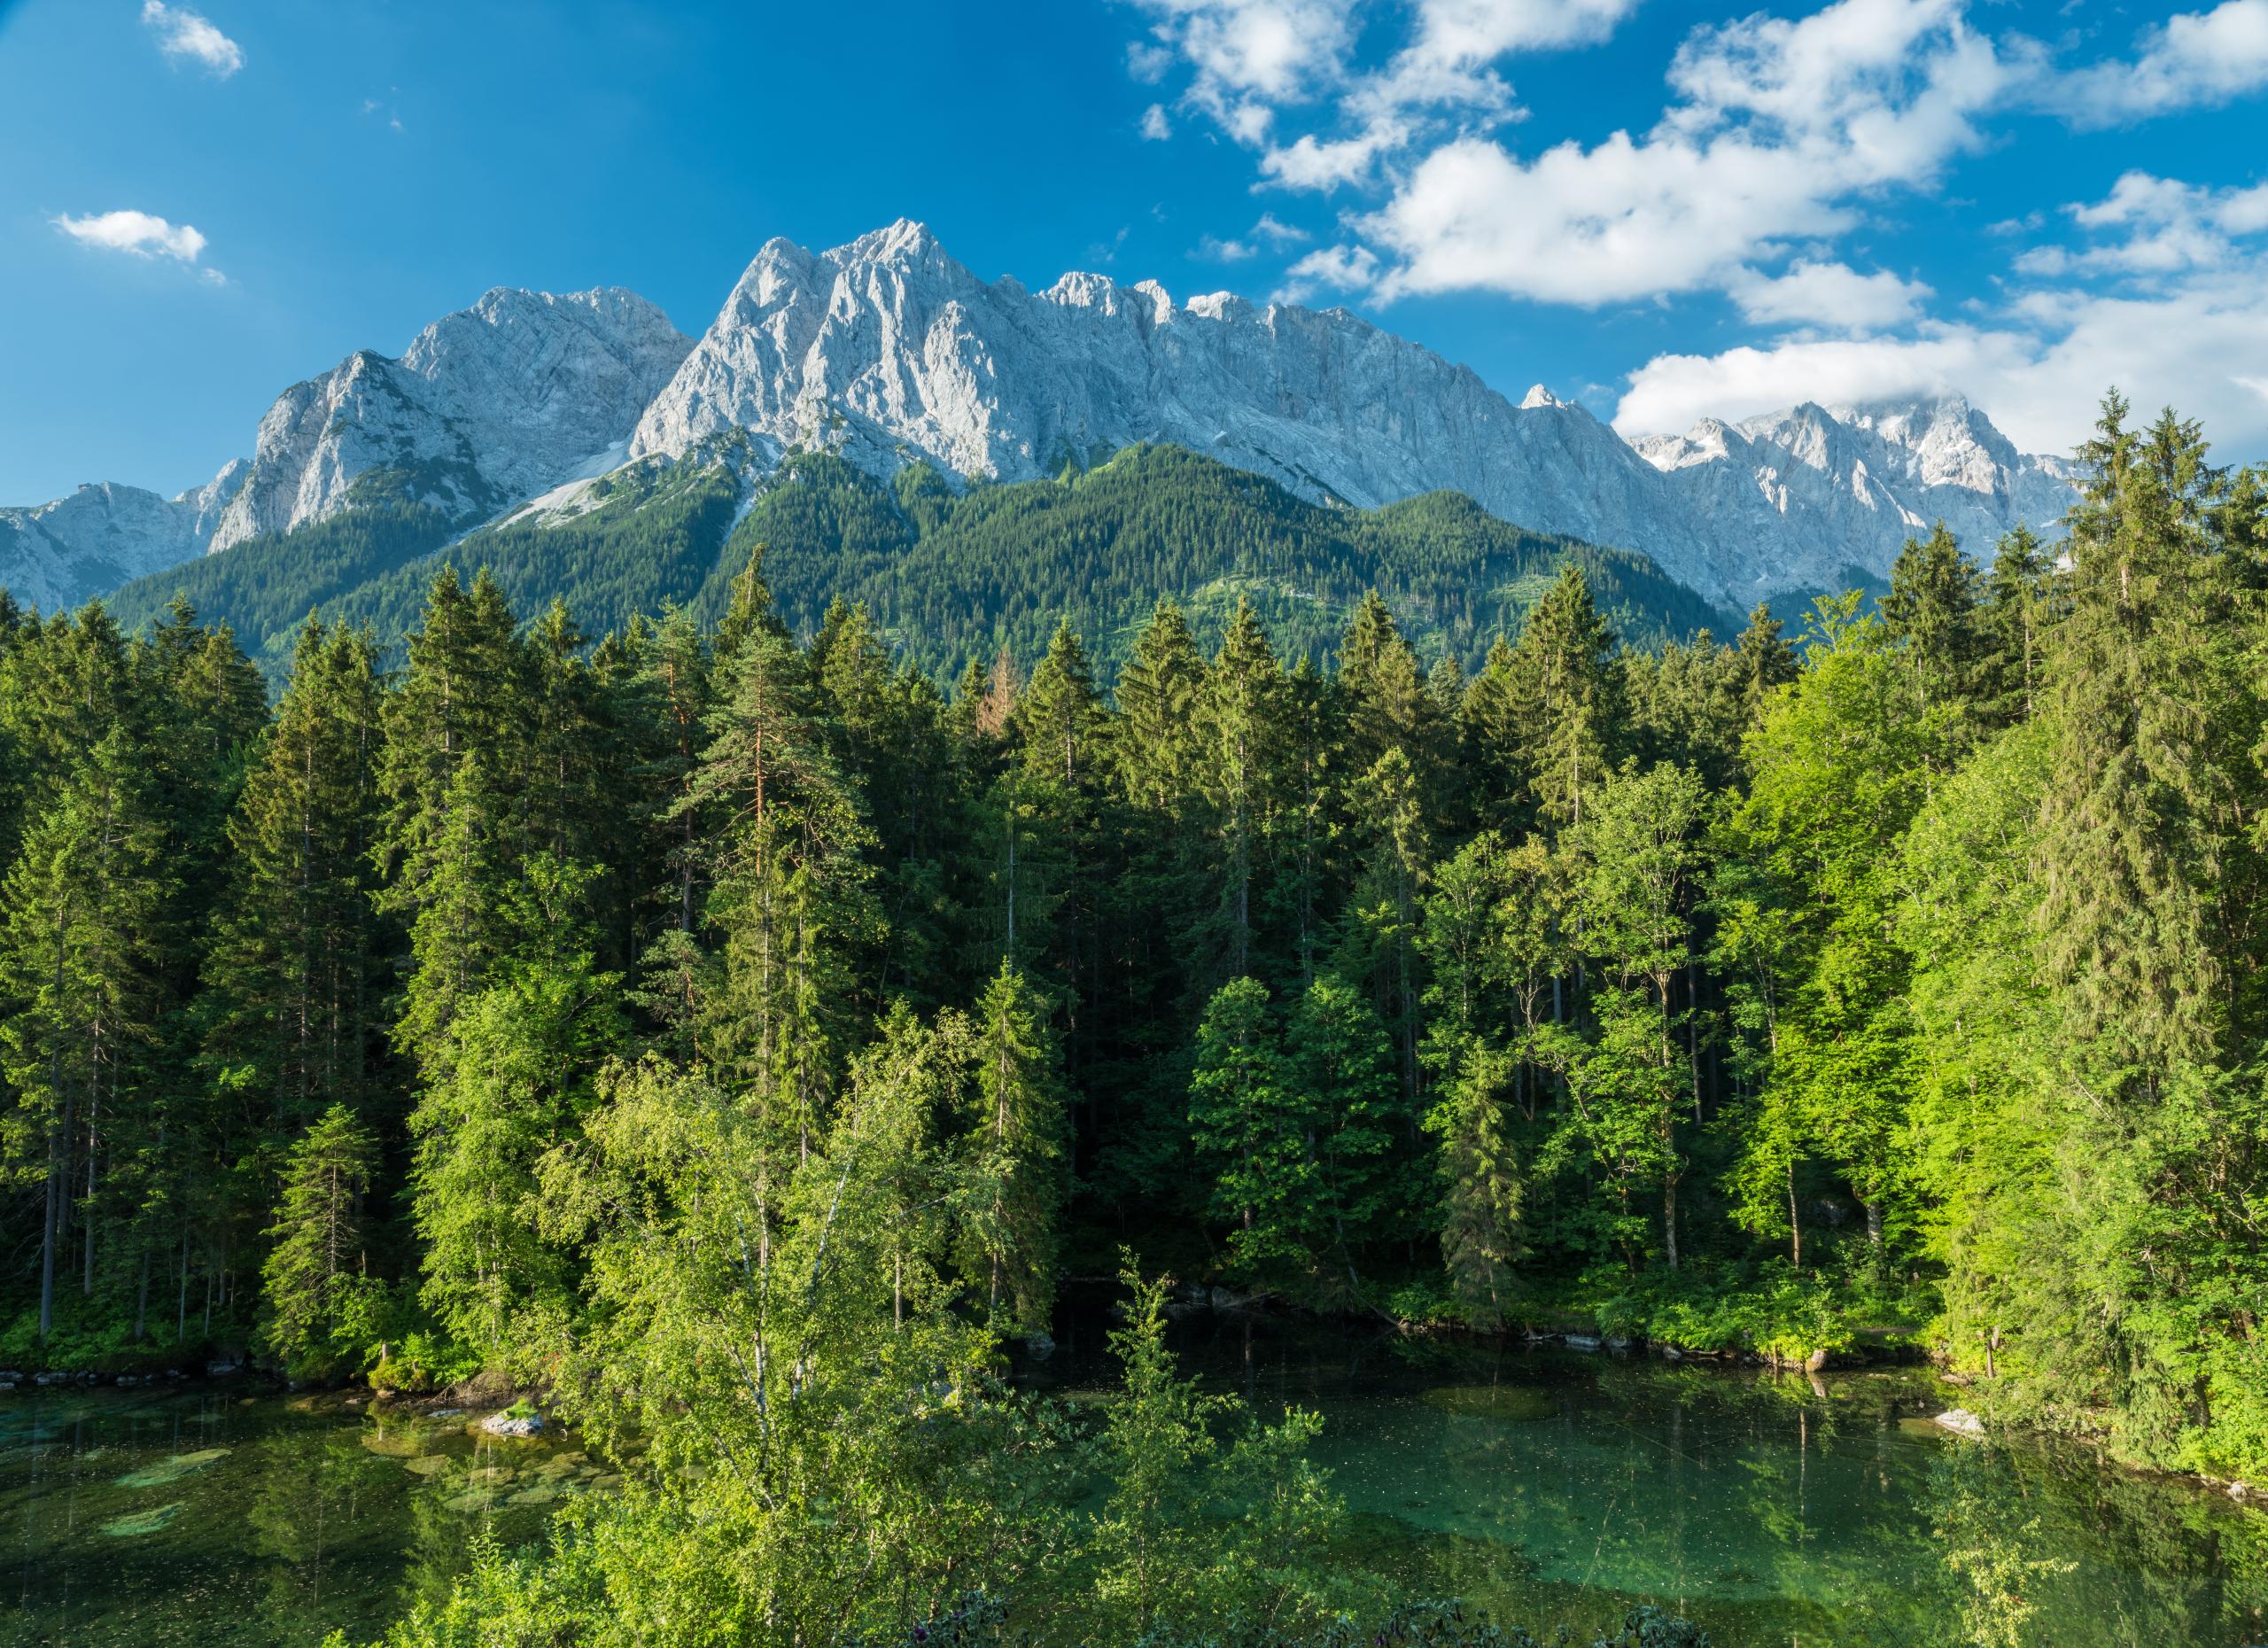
{"left": 0, "top": 729, "right": 174, "bottom": 1338}
{"left": 1112, "top": 599, "right": 1205, "bottom": 815}
{"left": 1883, "top": 523, "right": 1990, "bottom": 749}
{"left": 1186, "top": 977, "right": 1309, "bottom": 1274}
{"left": 375, "top": 569, "right": 532, "bottom": 1074}
{"left": 201, "top": 619, "right": 387, "bottom": 1131}
{"left": 259, "top": 1103, "right": 380, "bottom": 1375}
{"left": 1981, "top": 525, "right": 2055, "bottom": 725}
{"left": 689, "top": 620, "right": 879, "bottom": 1170}
{"left": 1197, "top": 599, "right": 1289, "bottom": 977}
{"left": 1504, "top": 565, "right": 1621, "bottom": 833}
{"left": 1735, "top": 602, "right": 1799, "bottom": 725}
{"left": 959, "top": 961, "right": 1068, "bottom": 1333}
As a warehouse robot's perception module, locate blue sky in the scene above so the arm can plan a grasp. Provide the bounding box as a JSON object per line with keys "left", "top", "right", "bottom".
{"left": 2, "top": 0, "right": 2264, "bottom": 505}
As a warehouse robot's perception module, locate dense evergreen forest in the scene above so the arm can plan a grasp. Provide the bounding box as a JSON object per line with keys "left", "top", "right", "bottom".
{"left": 108, "top": 441, "right": 1735, "bottom": 681}
{"left": 5, "top": 394, "right": 2267, "bottom": 1642}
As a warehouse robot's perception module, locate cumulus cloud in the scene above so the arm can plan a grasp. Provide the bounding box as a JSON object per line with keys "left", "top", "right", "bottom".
{"left": 52, "top": 209, "right": 222, "bottom": 283}
{"left": 1276, "top": 241, "right": 1381, "bottom": 302}
{"left": 1140, "top": 102, "right": 1173, "bottom": 140}
{"left": 2012, "top": 171, "right": 2268, "bottom": 278}
{"left": 2049, "top": 0, "right": 2268, "bottom": 128}
{"left": 1616, "top": 273, "right": 2268, "bottom": 457}
{"left": 141, "top": 2, "right": 244, "bottom": 77}
{"left": 1251, "top": 211, "right": 1310, "bottom": 245}
{"left": 1728, "top": 260, "right": 1933, "bottom": 330}
{"left": 1362, "top": 0, "right": 2009, "bottom": 305}
{"left": 1127, "top": 0, "right": 1357, "bottom": 140}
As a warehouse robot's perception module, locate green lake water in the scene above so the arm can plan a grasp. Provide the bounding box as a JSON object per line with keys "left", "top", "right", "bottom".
{"left": 6, "top": 1320, "right": 2268, "bottom": 1645}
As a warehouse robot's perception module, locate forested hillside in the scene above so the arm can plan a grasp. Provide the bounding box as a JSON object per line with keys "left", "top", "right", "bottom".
{"left": 104, "top": 442, "right": 1735, "bottom": 682}
{"left": 4, "top": 395, "right": 2266, "bottom": 1638}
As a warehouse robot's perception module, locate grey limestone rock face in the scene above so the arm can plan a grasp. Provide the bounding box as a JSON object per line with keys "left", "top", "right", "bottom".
{"left": 632, "top": 222, "right": 2072, "bottom": 608}
{"left": 2, "top": 287, "right": 690, "bottom": 606}
{"left": 4, "top": 221, "right": 2077, "bottom": 616}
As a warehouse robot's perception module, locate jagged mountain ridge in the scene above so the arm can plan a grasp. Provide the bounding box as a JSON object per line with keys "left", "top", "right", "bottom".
{"left": 0, "top": 288, "right": 691, "bottom": 613}
{"left": 0, "top": 464, "right": 246, "bottom": 613}
{"left": 1633, "top": 399, "right": 2077, "bottom": 592}
{"left": 4, "top": 219, "right": 2076, "bottom": 616}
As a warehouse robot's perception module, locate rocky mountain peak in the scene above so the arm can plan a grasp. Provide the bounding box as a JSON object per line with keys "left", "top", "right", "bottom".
{"left": 6, "top": 221, "right": 2081, "bottom": 618}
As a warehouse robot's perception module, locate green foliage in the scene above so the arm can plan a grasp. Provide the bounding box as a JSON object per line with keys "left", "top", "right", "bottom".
{"left": 14, "top": 393, "right": 2268, "bottom": 1644}
{"left": 105, "top": 444, "right": 1735, "bottom": 685}
{"left": 259, "top": 1103, "right": 382, "bottom": 1376}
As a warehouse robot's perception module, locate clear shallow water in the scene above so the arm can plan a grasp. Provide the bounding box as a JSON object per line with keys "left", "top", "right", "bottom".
{"left": 4, "top": 1325, "right": 2266, "bottom": 1647}
{"left": 1, "top": 1386, "right": 607, "bottom": 1646}
{"left": 1034, "top": 1312, "right": 2268, "bottom": 1647}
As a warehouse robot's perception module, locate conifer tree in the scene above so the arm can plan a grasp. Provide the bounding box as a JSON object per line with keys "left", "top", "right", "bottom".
{"left": 1186, "top": 977, "right": 1309, "bottom": 1274}
{"left": 1197, "top": 599, "right": 1289, "bottom": 976}
{"left": 1735, "top": 602, "right": 1799, "bottom": 723}
{"left": 1111, "top": 599, "right": 1204, "bottom": 815}
{"left": 689, "top": 616, "right": 879, "bottom": 1169}
{"left": 201, "top": 619, "right": 387, "bottom": 1132}
{"left": 0, "top": 729, "right": 173, "bottom": 1337}
{"left": 376, "top": 569, "right": 531, "bottom": 1074}
{"left": 259, "top": 1103, "right": 380, "bottom": 1375}
{"left": 1504, "top": 565, "right": 1621, "bottom": 832}
{"left": 1883, "top": 523, "right": 1990, "bottom": 748}
{"left": 1981, "top": 525, "right": 2055, "bottom": 724}
{"left": 959, "top": 961, "right": 1068, "bottom": 1332}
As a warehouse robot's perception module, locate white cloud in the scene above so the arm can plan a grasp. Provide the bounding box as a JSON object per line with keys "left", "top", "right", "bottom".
{"left": 1354, "top": 0, "right": 2011, "bottom": 305}
{"left": 1128, "top": 0, "right": 1357, "bottom": 140}
{"left": 1140, "top": 102, "right": 1174, "bottom": 140}
{"left": 1276, "top": 241, "right": 1381, "bottom": 301}
{"left": 1251, "top": 211, "right": 1310, "bottom": 245}
{"left": 1728, "top": 259, "right": 1932, "bottom": 330}
{"left": 1260, "top": 122, "right": 1408, "bottom": 190}
{"left": 1363, "top": 0, "right": 1643, "bottom": 116}
{"left": 2013, "top": 171, "right": 2268, "bottom": 278}
{"left": 1616, "top": 271, "right": 2268, "bottom": 457}
{"left": 141, "top": 2, "right": 244, "bottom": 77}
{"left": 2050, "top": 0, "right": 2268, "bottom": 128}
{"left": 52, "top": 209, "right": 222, "bottom": 283}
{"left": 1197, "top": 233, "right": 1257, "bottom": 260}
{"left": 1128, "top": 38, "right": 1176, "bottom": 84}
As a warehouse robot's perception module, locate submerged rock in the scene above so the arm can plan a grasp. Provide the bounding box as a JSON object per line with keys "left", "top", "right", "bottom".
{"left": 115, "top": 1448, "right": 229, "bottom": 1488}
{"left": 101, "top": 1503, "right": 184, "bottom": 1537}
{"left": 1934, "top": 1409, "right": 1986, "bottom": 1437}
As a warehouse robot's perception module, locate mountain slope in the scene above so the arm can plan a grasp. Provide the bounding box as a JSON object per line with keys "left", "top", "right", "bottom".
{"left": 111, "top": 443, "right": 1736, "bottom": 680}
{"left": 10, "top": 221, "right": 2078, "bottom": 617}
{"left": 628, "top": 220, "right": 2072, "bottom": 606}
{"left": 0, "top": 465, "right": 245, "bottom": 612}
{"left": 211, "top": 286, "right": 693, "bottom": 552}
{"left": 1633, "top": 395, "right": 2077, "bottom": 598}
{"left": 3, "top": 288, "right": 691, "bottom": 610}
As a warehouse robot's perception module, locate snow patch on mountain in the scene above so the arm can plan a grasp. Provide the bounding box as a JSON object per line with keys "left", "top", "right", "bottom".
{"left": 4, "top": 221, "right": 2079, "bottom": 617}
{"left": 630, "top": 221, "right": 2072, "bottom": 607}
{"left": 209, "top": 286, "right": 692, "bottom": 551}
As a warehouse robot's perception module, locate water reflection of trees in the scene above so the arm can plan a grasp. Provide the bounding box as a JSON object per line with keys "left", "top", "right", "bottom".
{"left": 244, "top": 1419, "right": 395, "bottom": 1643}
{"left": 1923, "top": 1437, "right": 2268, "bottom": 1647}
